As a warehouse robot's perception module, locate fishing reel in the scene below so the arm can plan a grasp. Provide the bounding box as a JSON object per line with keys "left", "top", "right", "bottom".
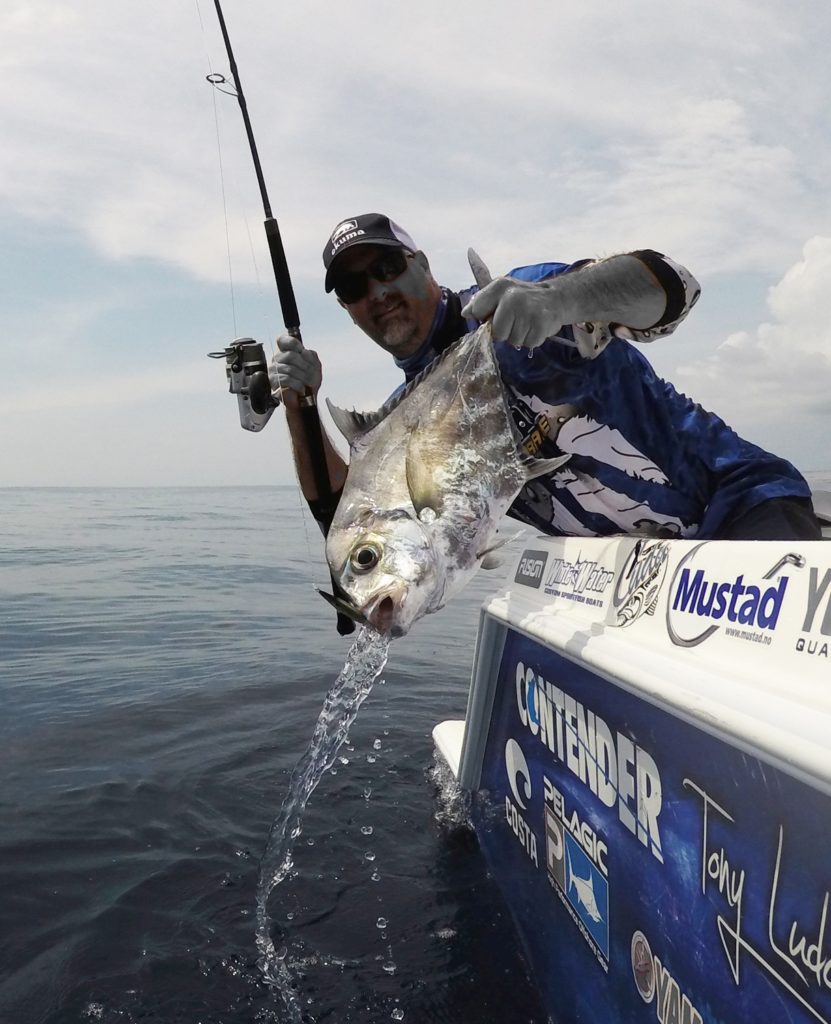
{"left": 208, "top": 338, "right": 276, "bottom": 432}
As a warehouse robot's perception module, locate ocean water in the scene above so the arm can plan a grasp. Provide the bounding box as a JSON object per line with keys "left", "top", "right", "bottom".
{"left": 0, "top": 487, "right": 545, "bottom": 1024}
{"left": 4, "top": 477, "right": 829, "bottom": 1024}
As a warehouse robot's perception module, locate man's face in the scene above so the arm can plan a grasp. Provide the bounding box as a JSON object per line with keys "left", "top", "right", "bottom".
{"left": 334, "top": 244, "right": 441, "bottom": 359}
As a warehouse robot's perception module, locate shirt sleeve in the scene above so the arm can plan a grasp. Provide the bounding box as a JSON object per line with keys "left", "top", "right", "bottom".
{"left": 569, "top": 251, "right": 702, "bottom": 359}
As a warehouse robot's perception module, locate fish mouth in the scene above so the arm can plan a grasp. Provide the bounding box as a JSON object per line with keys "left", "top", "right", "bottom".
{"left": 368, "top": 595, "right": 399, "bottom": 636}
{"left": 315, "top": 585, "right": 407, "bottom": 638}
{"left": 363, "top": 580, "right": 413, "bottom": 636}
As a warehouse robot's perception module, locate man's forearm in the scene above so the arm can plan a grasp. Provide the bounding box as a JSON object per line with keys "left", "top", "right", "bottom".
{"left": 283, "top": 403, "right": 348, "bottom": 502}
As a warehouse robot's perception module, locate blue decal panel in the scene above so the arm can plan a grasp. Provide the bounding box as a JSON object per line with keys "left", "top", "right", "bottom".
{"left": 472, "top": 629, "right": 831, "bottom": 1024}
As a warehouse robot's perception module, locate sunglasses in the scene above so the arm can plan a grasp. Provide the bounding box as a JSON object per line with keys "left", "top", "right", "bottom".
{"left": 333, "top": 250, "right": 411, "bottom": 304}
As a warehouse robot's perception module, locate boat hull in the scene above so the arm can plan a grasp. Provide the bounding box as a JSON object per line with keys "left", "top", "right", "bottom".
{"left": 436, "top": 534, "right": 831, "bottom": 1024}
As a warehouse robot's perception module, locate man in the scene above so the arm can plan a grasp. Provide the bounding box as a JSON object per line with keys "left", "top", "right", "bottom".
{"left": 270, "top": 212, "right": 820, "bottom": 541}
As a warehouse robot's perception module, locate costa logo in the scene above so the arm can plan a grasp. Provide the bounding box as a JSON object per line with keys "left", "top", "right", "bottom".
{"left": 504, "top": 738, "right": 537, "bottom": 866}
{"left": 505, "top": 737, "right": 532, "bottom": 809}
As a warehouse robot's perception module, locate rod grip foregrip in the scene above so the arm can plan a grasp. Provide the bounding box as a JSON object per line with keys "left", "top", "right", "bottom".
{"left": 264, "top": 217, "right": 300, "bottom": 331}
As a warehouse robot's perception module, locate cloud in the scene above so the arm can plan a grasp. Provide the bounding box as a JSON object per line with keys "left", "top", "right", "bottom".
{"left": 676, "top": 236, "right": 831, "bottom": 419}
{"left": 3, "top": 0, "right": 831, "bottom": 484}
{"left": 3, "top": 1, "right": 830, "bottom": 287}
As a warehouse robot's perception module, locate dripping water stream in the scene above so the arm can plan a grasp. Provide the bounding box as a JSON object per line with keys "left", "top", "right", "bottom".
{"left": 255, "top": 626, "right": 391, "bottom": 1020}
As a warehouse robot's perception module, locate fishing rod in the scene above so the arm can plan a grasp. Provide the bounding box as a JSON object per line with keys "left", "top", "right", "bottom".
{"left": 206, "top": 0, "right": 354, "bottom": 635}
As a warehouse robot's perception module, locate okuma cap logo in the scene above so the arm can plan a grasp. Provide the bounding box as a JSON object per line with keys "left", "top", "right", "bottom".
{"left": 331, "top": 220, "right": 358, "bottom": 242}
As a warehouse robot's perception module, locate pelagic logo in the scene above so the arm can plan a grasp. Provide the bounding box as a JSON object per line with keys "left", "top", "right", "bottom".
{"left": 545, "top": 777, "right": 609, "bottom": 968}
{"left": 515, "top": 549, "right": 547, "bottom": 588}
{"left": 666, "top": 546, "right": 800, "bottom": 648}
{"left": 516, "top": 661, "right": 664, "bottom": 863}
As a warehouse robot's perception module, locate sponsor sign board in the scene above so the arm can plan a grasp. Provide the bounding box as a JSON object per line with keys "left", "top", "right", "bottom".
{"left": 473, "top": 628, "right": 831, "bottom": 1024}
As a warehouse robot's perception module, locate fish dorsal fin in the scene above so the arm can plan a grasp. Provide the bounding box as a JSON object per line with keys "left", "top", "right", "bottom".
{"left": 325, "top": 328, "right": 483, "bottom": 443}
{"left": 325, "top": 399, "right": 386, "bottom": 444}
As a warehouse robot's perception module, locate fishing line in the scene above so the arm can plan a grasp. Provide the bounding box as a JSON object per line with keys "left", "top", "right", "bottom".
{"left": 196, "top": 2, "right": 276, "bottom": 364}
{"left": 196, "top": 0, "right": 322, "bottom": 568}
{"left": 195, "top": 1, "right": 237, "bottom": 337}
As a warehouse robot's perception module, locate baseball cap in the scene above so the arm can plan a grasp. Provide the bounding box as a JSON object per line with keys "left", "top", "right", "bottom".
{"left": 323, "top": 213, "right": 417, "bottom": 293}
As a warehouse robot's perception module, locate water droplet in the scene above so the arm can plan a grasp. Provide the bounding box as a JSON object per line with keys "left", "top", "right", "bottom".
{"left": 373, "top": 738, "right": 382, "bottom": 750}
{"left": 286, "top": 911, "right": 295, "bottom": 920}
{"left": 363, "top": 785, "right": 373, "bottom": 799}
{"left": 338, "top": 755, "right": 349, "bottom": 765}
{"left": 383, "top": 960, "right": 396, "bottom": 975}
{"left": 361, "top": 825, "right": 374, "bottom": 836}
{"left": 376, "top": 917, "right": 388, "bottom": 929}
{"left": 306, "top": 837, "right": 315, "bottom": 846}
{"left": 391, "top": 1009, "right": 404, "bottom": 1020}
{"left": 367, "top": 755, "right": 376, "bottom": 764}
{"left": 364, "top": 850, "right": 376, "bottom": 862}
{"left": 371, "top": 870, "right": 381, "bottom": 881}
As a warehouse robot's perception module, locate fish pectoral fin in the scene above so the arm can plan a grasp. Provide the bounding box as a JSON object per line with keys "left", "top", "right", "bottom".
{"left": 520, "top": 451, "right": 571, "bottom": 480}
{"left": 479, "top": 552, "right": 503, "bottom": 570}
{"left": 476, "top": 528, "right": 523, "bottom": 569}
{"left": 405, "top": 434, "right": 444, "bottom": 518}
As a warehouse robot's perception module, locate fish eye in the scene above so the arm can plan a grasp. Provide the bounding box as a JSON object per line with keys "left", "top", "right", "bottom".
{"left": 350, "top": 543, "right": 381, "bottom": 574}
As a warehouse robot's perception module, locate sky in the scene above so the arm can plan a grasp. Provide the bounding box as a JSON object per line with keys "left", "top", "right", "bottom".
{"left": 2, "top": 0, "right": 830, "bottom": 486}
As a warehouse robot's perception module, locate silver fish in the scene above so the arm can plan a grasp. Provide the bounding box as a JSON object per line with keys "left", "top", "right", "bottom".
{"left": 322, "top": 322, "right": 569, "bottom": 636}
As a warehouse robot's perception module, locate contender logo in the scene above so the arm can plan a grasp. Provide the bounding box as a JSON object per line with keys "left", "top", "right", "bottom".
{"left": 515, "top": 550, "right": 547, "bottom": 588}
{"left": 515, "top": 661, "right": 663, "bottom": 863}
{"left": 667, "top": 545, "right": 796, "bottom": 648}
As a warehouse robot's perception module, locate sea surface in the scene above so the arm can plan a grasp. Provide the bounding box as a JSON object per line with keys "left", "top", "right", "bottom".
{"left": 4, "top": 478, "right": 829, "bottom": 1024}
{"left": 0, "top": 487, "right": 545, "bottom": 1024}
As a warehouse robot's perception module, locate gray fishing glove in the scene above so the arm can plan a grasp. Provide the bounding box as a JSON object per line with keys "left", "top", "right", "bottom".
{"left": 462, "top": 275, "right": 580, "bottom": 350}
{"left": 461, "top": 254, "right": 666, "bottom": 350}
{"left": 269, "top": 333, "right": 322, "bottom": 405}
